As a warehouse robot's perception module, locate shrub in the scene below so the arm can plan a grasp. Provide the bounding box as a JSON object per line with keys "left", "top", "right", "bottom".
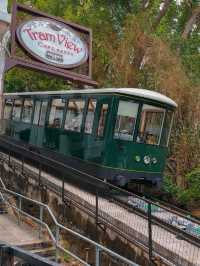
{"left": 177, "top": 168, "right": 200, "bottom": 207}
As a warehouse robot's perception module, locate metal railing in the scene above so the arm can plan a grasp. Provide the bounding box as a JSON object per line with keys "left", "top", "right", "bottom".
{"left": 1, "top": 138, "right": 200, "bottom": 265}
{"left": 0, "top": 182, "right": 138, "bottom": 266}
{"left": 0, "top": 243, "right": 60, "bottom": 266}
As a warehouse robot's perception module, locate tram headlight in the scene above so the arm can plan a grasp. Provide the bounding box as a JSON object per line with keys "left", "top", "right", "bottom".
{"left": 152, "top": 157, "right": 157, "bottom": 164}
{"left": 144, "top": 156, "right": 151, "bottom": 165}
{"left": 135, "top": 155, "right": 141, "bottom": 162}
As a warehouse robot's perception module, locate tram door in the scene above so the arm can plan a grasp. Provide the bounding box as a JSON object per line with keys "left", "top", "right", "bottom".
{"left": 88, "top": 97, "right": 111, "bottom": 164}
{"left": 30, "top": 100, "right": 48, "bottom": 147}
{"left": 112, "top": 99, "right": 140, "bottom": 169}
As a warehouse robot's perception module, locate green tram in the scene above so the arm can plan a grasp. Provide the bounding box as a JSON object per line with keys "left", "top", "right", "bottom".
{"left": 1, "top": 88, "right": 177, "bottom": 188}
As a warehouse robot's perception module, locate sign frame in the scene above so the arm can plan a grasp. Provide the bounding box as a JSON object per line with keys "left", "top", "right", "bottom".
{"left": 6, "top": 1, "right": 97, "bottom": 87}
{"left": 16, "top": 17, "right": 89, "bottom": 69}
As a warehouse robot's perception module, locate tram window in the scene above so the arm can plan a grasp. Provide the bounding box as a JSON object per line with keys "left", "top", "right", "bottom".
{"left": 39, "top": 101, "right": 48, "bottom": 126}
{"left": 33, "top": 101, "right": 41, "bottom": 125}
{"left": 64, "top": 99, "right": 85, "bottom": 132}
{"left": 33, "top": 100, "right": 48, "bottom": 126}
{"left": 4, "top": 99, "right": 13, "bottom": 119}
{"left": 160, "top": 110, "right": 173, "bottom": 147}
{"left": 12, "top": 99, "right": 22, "bottom": 121}
{"left": 114, "top": 100, "right": 139, "bottom": 141}
{"left": 84, "top": 99, "right": 97, "bottom": 134}
{"left": 22, "top": 99, "right": 33, "bottom": 123}
{"left": 97, "top": 104, "right": 108, "bottom": 137}
{"left": 137, "top": 104, "right": 165, "bottom": 145}
{"left": 49, "top": 98, "right": 65, "bottom": 128}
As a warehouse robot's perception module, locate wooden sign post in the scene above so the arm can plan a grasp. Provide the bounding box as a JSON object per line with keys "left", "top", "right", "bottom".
{"left": 0, "top": 0, "right": 11, "bottom": 119}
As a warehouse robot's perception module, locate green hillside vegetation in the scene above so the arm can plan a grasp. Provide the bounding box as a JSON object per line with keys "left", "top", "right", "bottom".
{"left": 6, "top": 0, "right": 200, "bottom": 208}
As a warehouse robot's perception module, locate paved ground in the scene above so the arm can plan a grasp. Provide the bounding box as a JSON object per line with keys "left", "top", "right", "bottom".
{"left": 0, "top": 213, "right": 40, "bottom": 246}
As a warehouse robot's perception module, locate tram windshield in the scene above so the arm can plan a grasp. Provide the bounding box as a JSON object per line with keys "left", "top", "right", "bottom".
{"left": 137, "top": 104, "right": 164, "bottom": 145}
{"left": 160, "top": 110, "right": 173, "bottom": 146}
{"left": 114, "top": 100, "right": 139, "bottom": 141}
{"left": 137, "top": 104, "right": 173, "bottom": 146}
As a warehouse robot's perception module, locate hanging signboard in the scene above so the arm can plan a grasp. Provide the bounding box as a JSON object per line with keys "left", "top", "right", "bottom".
{"left": 6, "top": 1, "right": 97, "bottom": 87}
{"left": 17, "top": 18, "right": 88, "bottom": 68}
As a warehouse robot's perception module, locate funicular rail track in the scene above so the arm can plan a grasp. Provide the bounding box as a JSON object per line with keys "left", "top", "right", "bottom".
{"left": 0, "top": 137, "right": 200, "bottom": 265}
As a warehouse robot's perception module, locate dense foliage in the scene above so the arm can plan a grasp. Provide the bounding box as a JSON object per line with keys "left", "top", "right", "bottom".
{"left": 6, "top": 0, "right": 200, "bottom": 206}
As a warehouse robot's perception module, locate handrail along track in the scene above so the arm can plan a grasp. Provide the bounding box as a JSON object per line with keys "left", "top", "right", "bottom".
{"left": 0, "top": 136, "right": 200, "bottom": 265}
{"left": 0, "top": 180, "right": 138, "bottom": 266}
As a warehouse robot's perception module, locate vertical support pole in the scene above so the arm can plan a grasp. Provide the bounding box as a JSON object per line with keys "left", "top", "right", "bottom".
{"left": 0, "top": 246, "right": 14, "bottom": 266}
{"left": 8, "top": 150, "right": 10, "bottom": 166}
{"left": 0, "top": 74, "right": 4, "bottom": 122}
{"left": 13, "top": 161, "right": 15, "bottom": 174}
{"left": 95, "top": 190, "right": 98, "bottom": 226}
{"left": 95, "top": 246, "right": 100, "bottom": 266}
{"left": 85, "top": 248, "right": 90, "bottom": 263}
{"left": 21, "top": 156, "right": 24, "bottom": 174}
{"left": 62, "top": 177, "right": 64, "bottom": 203}
{"left": 39, "top": 205, "right": 43, "bottom": 239}
{"left": 95, "top": 189, "right": 99, "bottom": 241}
{"left": 38, "top": 163, "right": 41, "bottom": 187}
{"left": 148, "top": 202, "right": 153, "bottom": 265}
{"left": 0, "top": 1, "right": 11, "bottom": 122}
{"left": 55, "top": 225, "right": 59, "bottom": 262}
{"left": 0, "top": 163, "right": 3, "bottom": 178}
{"left": 18, "top": 197, "right": 22, "bottom": 225}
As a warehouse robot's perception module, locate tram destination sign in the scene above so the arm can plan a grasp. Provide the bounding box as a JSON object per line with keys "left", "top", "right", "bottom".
{"left": 16, "top": 18, "right": 89, "bottom": 68}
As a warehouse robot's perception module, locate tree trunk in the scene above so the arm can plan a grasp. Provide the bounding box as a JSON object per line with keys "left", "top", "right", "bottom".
{"left": 141, "top": 0, "right": 150, "bottom": 10}
{"left": 182, "top": 6, "right": 200, "bottom": 39}
{"left": 152, "top": 0, "right": 173, "bottom": 30}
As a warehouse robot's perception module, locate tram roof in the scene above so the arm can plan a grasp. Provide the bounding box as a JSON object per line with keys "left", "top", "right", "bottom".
{"left": 4, "top": 88, "right": 177, "bottom": 108}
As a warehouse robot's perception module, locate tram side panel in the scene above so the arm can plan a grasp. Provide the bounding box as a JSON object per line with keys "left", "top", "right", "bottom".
{"left": 1, "top": 92, "right": 174, "bottom": 188}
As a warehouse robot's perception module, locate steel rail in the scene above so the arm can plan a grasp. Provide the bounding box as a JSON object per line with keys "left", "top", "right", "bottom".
{"left": 110, "top": 196, "right": 200, "bottom": 247}
{"left": 0, "top": 154, "right": 195, "bottom": 266}
{"left": 1, "top": 138, "right": 200, "bottom": 265}
{"left": 1, "top": 143, "right": 200, "bottom": 244}
{"left": 0, "top": 151, "right": 196, "bottom": 265}
{"left": 5, "top": 154, "right": 196, "bottom": 246}
{"left": 0, "top": 136, "right": 200, "bottom": 227}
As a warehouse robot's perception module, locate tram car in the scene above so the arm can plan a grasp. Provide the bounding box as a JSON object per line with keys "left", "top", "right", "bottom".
{"left": 1, "top": 88, "right": 177, "bottom": 187}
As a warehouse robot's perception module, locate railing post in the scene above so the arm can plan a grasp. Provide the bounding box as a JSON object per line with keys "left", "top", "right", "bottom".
{"left": 148, "top": 202, "right": 153, "bottom": 265}
{"left": 55, "top": 225, "right": 59, "bottom": 262}
{"left": 95, "top": 189, "right": 98, "bottom": 226}
{"left": 21, "top": 156, "right": 24, "bottom": 174}
{"left": 62, "top": 177, "right": 64, "bottom": 203}
{"left": 38, "top": 163, "right": 41, "bottom": 186}
{"left": 95, "top": 189, "right": 99, "bottom": 241}
{"left": 8, "top": 150, "right": 10, "bottom": 166}
{"left": 0, "top": 246, "right": 14, "bottom": 265}
{"left": 13, "top": 162, "right": 15, "bottom": 174}
{"left": 7, "top": 166, "right": 10, "bottom": 180}
{"left": 95, "top": 246, "right": 100, "bottom": 266}
{"left": 39, "top": 205, "right": 43, "bottom": 239}
{"left": 0, "top": 163, "right": 3, "bottom": 178}
{"left": 18, "top": 197, "right": 22, "bottom": 225}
